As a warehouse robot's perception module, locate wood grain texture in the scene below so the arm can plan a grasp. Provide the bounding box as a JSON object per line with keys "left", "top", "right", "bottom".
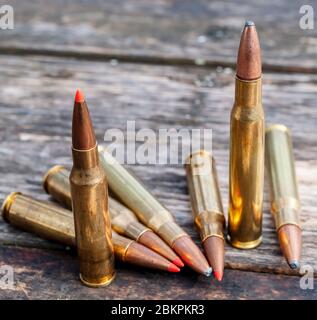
{"left": 0, "top": 0, "right": 316, "bottom": 72}
{"left": 0, "top": 54, "right": 316, "bottom": 286}
{"left": 0, "top": 245, "right": 315, "bottom": 299}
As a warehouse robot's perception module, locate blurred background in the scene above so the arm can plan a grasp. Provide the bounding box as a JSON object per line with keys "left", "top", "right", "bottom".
{"left": 1, "top": 0, "right": 317, "bottom": 67}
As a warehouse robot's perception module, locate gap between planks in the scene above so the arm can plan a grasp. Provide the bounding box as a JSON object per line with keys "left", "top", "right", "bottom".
{"left": 0, "top": 46, "right": 317, "bottom": 75}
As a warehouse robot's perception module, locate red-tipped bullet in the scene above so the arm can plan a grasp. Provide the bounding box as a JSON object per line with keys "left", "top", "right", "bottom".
{"left": 203, "top": 236, "right": 225, "bottom": 282}
{"left": 213, "top": 270, "right": 223, "bottom": 282}
{"left": 72, "top": 89, "right": 96, "bottom": 150}
{"left": 173, "top": 236, "right": 212, "bottom": 277}
{"left": 125, "top": 241, "right": 181, "bottom": 273}
{"left": 75, "top": 89, "right": 85, "bottom": 103}
{"left": 172, "top": 257, "right": 185, "bottom": 268}
{"left": 137, "top": 230, "right": 184, "bottom": 267}
{"left": 167, "top": 263, "right": 181, "bottom": 273}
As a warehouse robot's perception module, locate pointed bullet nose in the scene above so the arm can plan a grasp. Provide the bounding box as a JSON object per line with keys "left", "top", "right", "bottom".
{"left": 278, "top": 225, "right": 301, "bottom": 270}
{"left": 75, "top": 89, "right": 85, "bottom": 103}
{"left": 167, "top": 263, "right": 180, "bottom": 273}
{"left": 137, "top": 230, "right": 183, "bottom": 265}
{"left": 173, "top": 235, "right": 211, "bottom": 276}
{"left": 72, "top": 89, "right": 96, "bottom": 150}
{"left": 213, "top": 270, "right": 223, "bottom": 281}
{"left": 236, "top": 21, "right": 262, "bottom": 80}
{"left": 172, "top": 257, "right": 184, "bottom": 268}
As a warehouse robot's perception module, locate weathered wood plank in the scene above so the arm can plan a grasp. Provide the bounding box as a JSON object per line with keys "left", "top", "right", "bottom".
{"left": 0, "top": 55, "right": 316, "bottom": 279}
{"left": 0, "top": 0, "right": 316, "bottom": 71}
{"left": 0, "top": 245, "right": 315, "bottom": 299}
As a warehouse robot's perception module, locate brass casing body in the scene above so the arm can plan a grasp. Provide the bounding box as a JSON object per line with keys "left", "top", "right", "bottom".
{"left": 185, "top": 150, "right": 225, "bottom": 243}
{"left": 98, "top": 148, "right": 187, "bottom": 247}
{"left": 43, "top": 166, "right": 150, "bottom": 241}
{"left": 70, "top": 145, "right": 115, "bottom": 287}
{"left": 1, "top": 192, "right": 134, "bottom": 263}
{"left": 265, "top": 124, "right": 301, "bottom": 230}
{"left": 2, "top": 192, "right": 75, "bottom": 246}
{"left": 228, "top": 77, "right": 265, "bottom": 249}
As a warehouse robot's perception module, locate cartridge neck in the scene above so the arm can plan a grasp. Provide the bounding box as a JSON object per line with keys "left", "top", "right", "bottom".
{"left": 234, "top": 77, "right": 262, "bottom": 108}
{"left": 72, "top": 144, "right": 99, "bottom": 169}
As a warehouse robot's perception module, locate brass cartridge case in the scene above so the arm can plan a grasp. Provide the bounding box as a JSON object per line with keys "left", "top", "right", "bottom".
{"left": 228, "top": 78, "right": 265, "bottom": 249}
{"left": 98, "top": 147, "right": 187, "bottom": 247}
{"left": 110, "top": 197, "right": 151, "bottom": 240}
{"left": 185, "top": 150, "right": 225, "bottom": 242}
{"left": 1, "top": 192, "right": 144, "bottom": 265}
{"left": 265, "top": 124, "right": 301, "bottom": 229}
{"left": 70, "top": 145, "right": 115, "bottom": 287}
{"left": 2, "top": 192, "right": 75, "bottom": 247}
{"left": 43, "top": 165, "right": 150, "bottom": 240}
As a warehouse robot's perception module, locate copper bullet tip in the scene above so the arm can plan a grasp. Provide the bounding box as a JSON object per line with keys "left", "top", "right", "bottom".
{"left": 203, "top": 236, "right": 224, "bottom": 279}
{"left": 173, "top": 235, "right": 211, "bottom": 276}
{"left": 236, "top": 21, "right": 262, "bottom": 80}
{"left": 72, "top": 89, "right": 96, "bottom": 150}
{"left": 137, "top": 230, "right": 183, "bottom": 266}
{"left": 278, "top": 225, "right": 301, "bottom": 270}
{"left": 125, "top": 242, "right": 181, "bottom": 272}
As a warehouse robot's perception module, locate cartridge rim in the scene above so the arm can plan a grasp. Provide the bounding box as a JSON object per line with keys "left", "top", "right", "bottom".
{"left": 265, "top": 124, "right": 290, "bottom": 134}
{"left": 227, "top": 236, "right": 262, "bottom": 249}
{"left": 42, "top": 165, "right": 66, "bottom": 194}
{"left": 1, "top": 192, "right": 21, "bottom": 221}
{"left": 79, "top": 271, "right": 116, "bottom": 288}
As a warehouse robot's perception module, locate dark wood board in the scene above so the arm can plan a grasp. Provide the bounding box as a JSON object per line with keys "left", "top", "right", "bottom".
{"left": 0, "top": 0, "right": 316, "bottom": 72}
{"left": 0, "top": 54, "right": 316, "bottom": 296}
{"left": 0, "top": 245, "right": 315, "bottom": 300}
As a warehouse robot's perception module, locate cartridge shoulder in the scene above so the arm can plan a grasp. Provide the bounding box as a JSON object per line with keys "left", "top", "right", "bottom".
{"left": 231, "top": 104, "right": 264, "bottom": 123}
{"left": 70, "top": 166, "right": 106, "bottom": 187}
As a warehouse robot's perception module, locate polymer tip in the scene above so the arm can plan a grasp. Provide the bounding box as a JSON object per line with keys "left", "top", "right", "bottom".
{"left": 75, "top": 89, "right": 85, "bottom": 103}
{"left": 172, "top": 257, "right": 185, "bottom": 268}
{"left": 204, "top": 267, "right": 213, "bottom": 277}
{"left": 245, "top": 20, "right": 255, "bottom": 27}
{"left": 289, "top": 261, "right": 300, "bottom": 270}
{"left": 213, "top": 270, "right": 223, "bottom": 282}
{"left": 167, "top": 263, "right": 181, "bottom": 273}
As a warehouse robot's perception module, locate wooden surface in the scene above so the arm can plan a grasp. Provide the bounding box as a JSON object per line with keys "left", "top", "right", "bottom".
{"left": 0, "top": 245, "right": 313, "bottom": 300}
{"left": 1, "top": 0, "right": 317, "bottom": 73}
{"left": 0, "top": 0, "right": 316, "bottom": 299}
